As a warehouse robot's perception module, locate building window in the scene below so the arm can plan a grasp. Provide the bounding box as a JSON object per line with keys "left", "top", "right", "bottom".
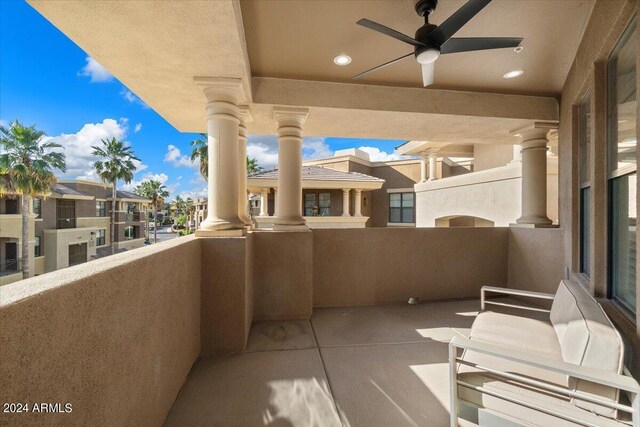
{"left": 607, "top": 18, "right": 637, "bottom": 318}
{"left": 56, "top": 200, "right": 76, "bottom": 229}
{"left": 96, "top": 201, "right": 106, "bottom": 217}
{"left": 33, "top": 198, "right": 41, "bottom": 219}
{"left": 389, "top": 193, "right": 414, "bottom": 223}
{"left": 124, "top": 226, "right": 134, "bottom": 240}
{"left": 34, "top": 236, "right": 41, "bottom": 257}
{"left": 579, "top": 94, "right": 591, "bottom": 277}
{"left": 96, "top": 229, "right": 106, "bottom": 246}
{"left": 304, "top": 192, "right": 331, "bottom": 216}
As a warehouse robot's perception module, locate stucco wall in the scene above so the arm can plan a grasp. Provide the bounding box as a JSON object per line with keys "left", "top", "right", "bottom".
{"left": 370, "top": 163, "right": 421, "bottom": 227}
{"left": 473, "top": 144, "right": 515, "bottom": 171}
{"left": 252, "top": 231, "right": 313, "bottom": 320}
{"left": 312, "top": 228, "right": 509, "bottom": 307}
{"left": 0, "top": 236, "right": 201, "bottom": 426}
{"left": 507, "top": 227, "right": 565, "bottom": 295}
{"left": 200, "top": 236, "right": 253, "bottom": 355}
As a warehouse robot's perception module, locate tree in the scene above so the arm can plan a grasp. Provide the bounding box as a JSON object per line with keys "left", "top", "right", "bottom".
{"left": 189, "top": 133, "right": 208, "bottom": 179}
{"left": 189, "top": 133, "right": 263, "bottom": 178}
{"left": 0, "top": 120, "right": 66, "bottom": 279}
{"left": 174, "top": 195, "right": 185, "bottom": 216}
{"left": 247, "top": 156, "right": 263, "bottom": 174}
{"left": 133, "top": 179, "right": 168, "bottom": 244}
{"left": 92, "top": 137, "right": 140, "bottom": 255}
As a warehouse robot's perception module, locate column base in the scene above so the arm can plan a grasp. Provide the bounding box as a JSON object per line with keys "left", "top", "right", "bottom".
{"left": 195, "top": 228, "right": 246, "bottom": 237}
{"left": 272, "top": 224, "right": 310, "bottom": 232}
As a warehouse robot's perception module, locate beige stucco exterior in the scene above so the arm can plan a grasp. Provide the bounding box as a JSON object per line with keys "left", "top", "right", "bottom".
{"left": 43, "top": 228, "right": 98, "bottom": 273}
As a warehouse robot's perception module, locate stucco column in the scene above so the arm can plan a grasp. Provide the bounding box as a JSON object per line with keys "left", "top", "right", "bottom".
{"left": 238, "top": 106, "right": 253, "bottom": 229}
{"left": 420, "top": 153, "right": 428, "bottom": 182}
{"left": 342, "top": 189, "right": 351, "bottom": 216}
{"left": 259, "top": 188, "right": 269, "bottom": 217}
{"left": 274, "top": 188, "right": 279, "bottom": 217}
{"left": 273, "top": 107, "right": 309, "bottom": 231}
{"left": 428, "top": 149, "right": 439, "bottom": 181}
{"left": 354, "top": 189, "right": 363, "bottom": 217}
{"left": 511, "top": 122, "right": 557, "bottom": 226}
{"left": 194, "top": 77, "right": 247, "bottom": 236}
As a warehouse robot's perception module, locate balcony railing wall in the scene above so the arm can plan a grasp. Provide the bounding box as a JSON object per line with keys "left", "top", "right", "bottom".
{"left": 0, "top": 227, "right": 564, "bottom": 425}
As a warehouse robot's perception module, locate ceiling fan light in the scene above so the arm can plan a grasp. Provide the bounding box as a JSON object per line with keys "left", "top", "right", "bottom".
{"left": 333, "top": 55, "right": 352, "bottom": 66}
{"left": 503, "top": 69, "right": 524, "bottom": 79}
{"left": 416, "top": 49, "right": 440, "bottom": 64}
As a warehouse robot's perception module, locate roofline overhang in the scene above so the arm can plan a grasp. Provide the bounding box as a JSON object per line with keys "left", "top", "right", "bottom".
{"left": 248, "top": 178, "right": 384, "bottom": 190}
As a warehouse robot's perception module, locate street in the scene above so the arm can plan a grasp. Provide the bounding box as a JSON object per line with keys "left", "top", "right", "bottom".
{"left": 150, "top": 225, "right": 178, "bottom": 244}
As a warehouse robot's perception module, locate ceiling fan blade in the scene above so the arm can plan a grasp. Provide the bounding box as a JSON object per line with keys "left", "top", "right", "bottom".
{"left": 441, "top": 37, "right": 522, "bottom": 54}
{"left": 436, "top": 0, "right": 492, "bottom": 41}
{"left": 357, "top": 18, "right": 425, "bottom": 47}
{"left": 421, "top": 62, "right": 435, "bottom": 87}
{"left": 352, "top": 52, "right": 414, "bottom": 80}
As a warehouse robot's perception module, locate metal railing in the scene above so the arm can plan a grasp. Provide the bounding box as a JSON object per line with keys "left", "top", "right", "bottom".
{"left": 0, "top": 258, "right": 21, "bottom": 276}
{"left": 56, "top": 218, "right": 76, "bottom": 229}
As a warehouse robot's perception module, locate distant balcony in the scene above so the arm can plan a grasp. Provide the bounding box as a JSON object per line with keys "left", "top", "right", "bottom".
{"left": 56, "top": 217, "right": 76, "bottom": 229}
{"left": 0, "top": 227, "right": 568, "bottom": 425}
{"left": 125, "top": 211, "right": 142, "bottom": 222}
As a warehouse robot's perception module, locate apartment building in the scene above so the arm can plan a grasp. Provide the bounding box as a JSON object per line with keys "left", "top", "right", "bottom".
{"left": 0, "top": 180, "right": 151, "bottom": 285}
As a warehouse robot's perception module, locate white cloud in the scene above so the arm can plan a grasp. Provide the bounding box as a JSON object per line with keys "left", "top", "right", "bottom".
{"left": 245, "top": 135, "right": 333, "bottom": 170}
{"left": 177, "top": 187, "right": 208, "bottom": 201}
{"left": 134, "top": 123, "right": 142, "bottom": 133}
{"left": 0, "top": 119, "right": 8, "bottom": 128}
{"left": 302, "top": 137, "right": 333, "bottom": 160}
{"left": 164, "top": 144, "right": 195, "bottom": 168}
{"left": 78, "top": 57, "right": 113, "bottom": 83}
{"left": 357, "top": 146, "right": 403, "bottom": 162}
{"left": 44, "top": 118, "right": 130, "bottom": 180}
{"left": 120, "top": 88, "right": 149, "bottom": 109}
{"left": 120, "top": 172, "right": 170, "bottom": 192}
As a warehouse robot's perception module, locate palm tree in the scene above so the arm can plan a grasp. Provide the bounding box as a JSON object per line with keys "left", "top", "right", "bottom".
{"left": 134, "top": 179, "right": 169, "bottom": 243}
{"left": 247, "top": 156, "right": 263, "bottom": 174}
{"left": 0, "top": 120, "right": 66, "bottom": 279}
{"left": 92, "top": 137, "right": 140, "bottom": 255}
{"left": 189, "top": 133, "right": 208, "bottom": 179}
{"left": 173, "top": 195, "right": 185, "bottom": 220}
{"left": 190, "top": 133, "right": 262, "bottom": 178}
{"left": 185, "top": 197, "right": 194, "bottom": 230}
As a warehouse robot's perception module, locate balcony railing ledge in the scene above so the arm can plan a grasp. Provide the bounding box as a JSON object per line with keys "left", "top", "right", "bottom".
{"left": 0, "top": 234, "right": 198, "bottom": 307}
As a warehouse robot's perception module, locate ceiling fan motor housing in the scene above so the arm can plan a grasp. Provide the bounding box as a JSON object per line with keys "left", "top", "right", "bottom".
{"left": 415, "top": 0, "right": 438, "bottom": 18}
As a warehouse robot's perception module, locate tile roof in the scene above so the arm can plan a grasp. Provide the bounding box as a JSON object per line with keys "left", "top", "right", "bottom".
{"left": 248, "top": 166, "right": 384, "bottom": 182}
{"left": 51, "top": 183, "right": 89, "bottom": 198}
{"left": 115, "top": 190, "right": 149, "bottom": 201}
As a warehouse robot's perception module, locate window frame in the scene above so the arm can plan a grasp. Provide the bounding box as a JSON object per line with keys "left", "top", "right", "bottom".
{"left": 34, "top": 236, "right": 41, "bottom": 257}
{"left": 124, "top": 226, "right": 134, "bottom": 240}
{"left": 96, "top": 229, "right": 106, "bottom": 246}
{"left": 96, "top": 201, "right": 106, "bottom": 217}
{"left": 56, "top": 199, "right": 76, "bottom": 229}
{"left": 33, "top": 198, "right": 42, "bottom": 219}
{"left": 304, "top": 191, "right": 331, "bottom": 216}
{"left": 388, "top": 192, "right": 415, "bottom": 224}
{"left": 579, "top": 93, "right": 592, "bottom": 278}
{"left": 606, "top": 17, "right": 637, "bottom": 321}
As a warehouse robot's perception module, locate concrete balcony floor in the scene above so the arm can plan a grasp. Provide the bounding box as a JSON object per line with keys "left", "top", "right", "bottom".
{"left": 166, "top": 298, "right": 538, "bottom": 426}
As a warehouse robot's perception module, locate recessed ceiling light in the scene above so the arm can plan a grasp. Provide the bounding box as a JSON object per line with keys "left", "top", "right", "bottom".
{"left": 503, "top": 69, "right": 524, "bottom": 79}
{"left": 333, "top": 55, "right": 352, "bottom": 66}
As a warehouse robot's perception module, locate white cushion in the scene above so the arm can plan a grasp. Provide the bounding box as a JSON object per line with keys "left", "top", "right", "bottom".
{"left": 469, "top": 311, "right": 562, "bottom": 360}
{"left": 550, "top": 280, "right": 624, "bottom": 417}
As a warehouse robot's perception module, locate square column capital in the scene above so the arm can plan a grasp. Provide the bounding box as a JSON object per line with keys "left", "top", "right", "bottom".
{"left": 238, "top": 106, "right": 253, "bottom": 124}
{"left": 194, "top": 77, "right": 248, "bottom": 104}
{"left": 510, "top": 121, "right": 559, "bottom": 142}
{"left": 273, "top": 107, "right": 309, "bottom": 128}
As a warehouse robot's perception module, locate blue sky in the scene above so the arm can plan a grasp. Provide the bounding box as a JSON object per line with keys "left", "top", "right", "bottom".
{"left": 0, "top": 1, "right": 406, "bottom": 200}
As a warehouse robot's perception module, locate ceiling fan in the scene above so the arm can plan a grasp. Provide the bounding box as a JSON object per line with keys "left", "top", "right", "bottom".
{"left": 353, "top": 0, "right": 523, "bottom": 86}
